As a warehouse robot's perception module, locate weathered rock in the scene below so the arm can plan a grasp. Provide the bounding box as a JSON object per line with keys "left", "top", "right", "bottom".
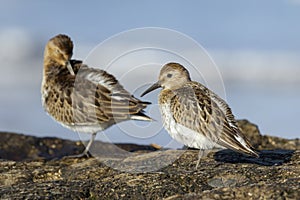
{"left": 0, "top": 120, "right": 299, "bottom": 199}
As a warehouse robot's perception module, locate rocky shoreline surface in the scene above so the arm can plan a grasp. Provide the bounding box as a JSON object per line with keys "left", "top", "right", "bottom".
{"left": 0, "top": 120, "right": 299, "bottom": 199}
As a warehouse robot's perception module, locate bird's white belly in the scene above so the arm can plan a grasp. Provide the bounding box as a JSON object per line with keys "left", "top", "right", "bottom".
{"left": 160, "top": 104, "right": 223, "bottom": 150}
{"left": 62, "top": 124, "right": 107, "bottom": 133}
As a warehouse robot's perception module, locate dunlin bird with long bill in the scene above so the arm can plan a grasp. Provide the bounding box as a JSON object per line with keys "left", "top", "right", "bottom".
{"left": 42, "top": 34, "right": 152, "bottom": 157}
{"left": 141, "top": 62, "right": 258, "bottom": 168}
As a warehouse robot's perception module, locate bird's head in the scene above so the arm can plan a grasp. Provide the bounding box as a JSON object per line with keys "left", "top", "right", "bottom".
{"left": 44, "top": 34, "right": 74, "bottom": 74}
{"left": 141, "top": 62, "right": 191, "bottom": 97}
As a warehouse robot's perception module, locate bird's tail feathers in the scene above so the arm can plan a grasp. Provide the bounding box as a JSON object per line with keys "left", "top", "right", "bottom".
{"left": 130, "top": 112, "right": 153, "bottom": 121}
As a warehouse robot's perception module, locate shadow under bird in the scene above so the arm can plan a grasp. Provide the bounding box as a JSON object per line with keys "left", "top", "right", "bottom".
{"left": 141, "top": 62, "right": 259, "bottom": 169}
{"left": 42, "top": 34, "right": 152, "bottom": 157}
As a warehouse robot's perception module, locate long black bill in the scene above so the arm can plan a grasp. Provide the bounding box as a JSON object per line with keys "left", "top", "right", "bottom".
{"left": 141, "top": 82, "right": 161, "bottom": 97}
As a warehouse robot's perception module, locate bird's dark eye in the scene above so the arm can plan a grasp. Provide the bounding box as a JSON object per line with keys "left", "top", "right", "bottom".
{"left": 167, "top": 73, "right": 172, "bottom": 78}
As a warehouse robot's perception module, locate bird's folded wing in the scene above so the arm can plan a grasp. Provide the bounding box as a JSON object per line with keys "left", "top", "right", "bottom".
{"left": 59, "top": 72, "right": 150, "bottom": 124}
{"left": 169, "top": 82, "right": 258, "bottom": 156}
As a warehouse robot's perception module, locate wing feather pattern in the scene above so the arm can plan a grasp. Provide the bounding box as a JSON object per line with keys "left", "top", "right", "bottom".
{"left": 167, "top": 81, "right": 258, "bottom": 157}
{"left": 44, "top": 60, "right": 151, "bottom": 127}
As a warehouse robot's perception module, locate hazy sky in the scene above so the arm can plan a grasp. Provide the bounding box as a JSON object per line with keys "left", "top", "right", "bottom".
{"left": 1, "top": 0, "right": 300, "bottom": 50}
